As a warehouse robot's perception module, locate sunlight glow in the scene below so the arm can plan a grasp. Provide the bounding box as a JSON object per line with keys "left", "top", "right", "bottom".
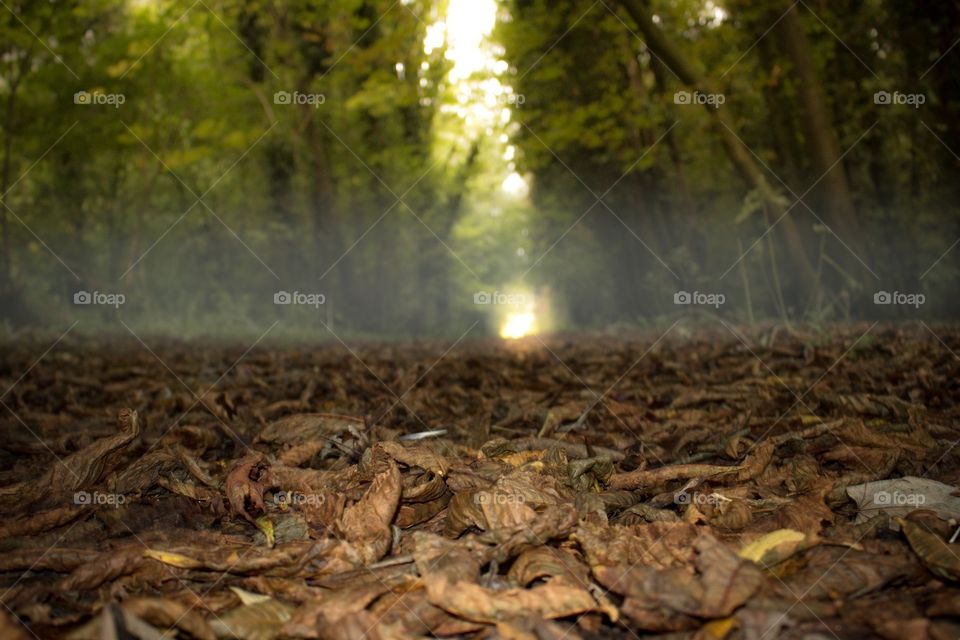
{"left": 424, "top": 22, "right": 446, "bottom": 54}
{"left": 127, "top": 0, "right": 160, "bottom": 11}
{"left": 431, "top": 0, "right": 514, "bottom": 134}
{"left": 502, "top": 171, "right": 528, "bottom": 196}
{"left": 500, "top": 312, "right": 537, "bottom": 339}
{"left": 446, "top": 0, "right": 497, "bottom": 82}
{"left": 701, "top": 1, "right": 727, "bottom": 25}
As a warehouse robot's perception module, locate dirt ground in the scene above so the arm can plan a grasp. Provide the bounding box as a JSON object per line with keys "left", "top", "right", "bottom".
{"left": 1, "top": 323, "right": 960, "bottom": 639}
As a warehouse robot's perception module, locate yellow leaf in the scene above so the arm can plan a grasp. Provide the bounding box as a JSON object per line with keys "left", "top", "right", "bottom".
{"left": 700, "top": 616, "right": 737, "bottom": 639}
{"left": 256, "top": 516, "right": 275, "bottom": 548}
{"left": 738, "top": 529, "right": 808, "bottom": 566}
{"left": 143, "top": 549, "right": 202, "bottom": 569}
{"left": 229, "top": 586, "right": 273, "bottom": 605}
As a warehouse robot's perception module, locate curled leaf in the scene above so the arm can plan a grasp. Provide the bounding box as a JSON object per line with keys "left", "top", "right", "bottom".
{"left": 900, "top": 518, "right": 960, "bottom": 582}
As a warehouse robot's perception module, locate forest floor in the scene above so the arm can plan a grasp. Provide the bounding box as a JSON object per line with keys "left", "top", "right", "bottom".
{"left": 1, "top": 323, "right": 960, "bottom": 639}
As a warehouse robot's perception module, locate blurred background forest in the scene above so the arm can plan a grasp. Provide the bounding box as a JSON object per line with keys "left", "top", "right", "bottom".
{"left": 0, "top": 0, "right": 957, "bottom": 339}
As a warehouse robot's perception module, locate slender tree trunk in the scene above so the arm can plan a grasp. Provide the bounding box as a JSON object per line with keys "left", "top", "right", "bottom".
{"left": 0, "top": 77, "right": 20, "bottom": 297}
{"left": 642, "top": 51, "right": 684, "bottom": 252}
{"left": 617, "top": 0, "right": 785, "bottom": 204}
{"left": 757, "top": 39, "right": 805, "bottom": 191}
{"left": 617, "top": 0, "right": 818, "bottom": 294}
{"left": 754, "top": 28, "right": 819, "bottom": 313}
{"left": 775, "top": 4, "right": 864, "bottom": 264}
{"left": 306, "top": 119, "right": 348, "bottom": 312}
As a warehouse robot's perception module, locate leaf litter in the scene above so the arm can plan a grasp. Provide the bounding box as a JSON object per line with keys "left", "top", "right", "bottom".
{"left": 1, "top": 326, "right": 960, "bottom": 638}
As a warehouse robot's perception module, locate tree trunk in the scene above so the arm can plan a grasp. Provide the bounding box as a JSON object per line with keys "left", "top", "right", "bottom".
{"left": 0, "top": 74, "right": 21, "bottom": 298}
{"left": 775, "top": 4, "right": 865, "bottom": 276}
{"left": 617, "top": 0, "right": 818, "bottom": 293}
{"left": 306, "top": 120, "right": 348, "bottom": 312}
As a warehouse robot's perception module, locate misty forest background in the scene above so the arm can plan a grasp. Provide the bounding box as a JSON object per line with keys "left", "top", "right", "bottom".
{"left": 0, "top": 0, "right": 958, "bottom": 339}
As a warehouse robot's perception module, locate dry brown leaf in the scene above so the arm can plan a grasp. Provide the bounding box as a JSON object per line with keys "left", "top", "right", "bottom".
{"left": 411, "top": 531, "right": 482, "bottom": 583}
{"left": 122, "top": 597, "right": 216, "bottom": 640}
{"left": 0, "top": 609, "right": 30, "bottom": 640}
{"left": 592, "top": 534, "right": 763, "bottom": 619}
{"left": 226, "top": 453, "right": 275, "bottom": 524}
{"left": 900, "top": 518, "right": 960, "bottom": 582}
{"left": 784, "top": 545, "right": 921, "bottom": 600}
{"left": 608, "top": 461, "right": 743, "bottom": 491}
{"left": 425, "top": 575, "right": 615, "bottom": 622}
{"left": 0, "top": 506, "right": 84, "bottom": 539}
{"left": 446, "top": 471, "right": 566, "bottom": 536}
{"left": 508, "top": 545, "right": 591, "bottom": 587}
{"left": 210, "top": 594, "right": 295, "bottom": 640}
{"left": 575, "top": 520, "right": 699, "bottom": 570}
{"left": 339, "top": 459, "right": 402, "bottom": 564}
{"left": 708, "top": 500, "right": 753, "bottom": 531}
{"left": 256, "top": 413, "right": 363, "bottom": 446}
{"left": 282, "top": 576, "right": 417, "bottom": 638}
{"left": 0, "top": 409, "right": 140, "bottom": 512}
{"left": 379, "top": 440, "right": 449, "bottom": 476}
